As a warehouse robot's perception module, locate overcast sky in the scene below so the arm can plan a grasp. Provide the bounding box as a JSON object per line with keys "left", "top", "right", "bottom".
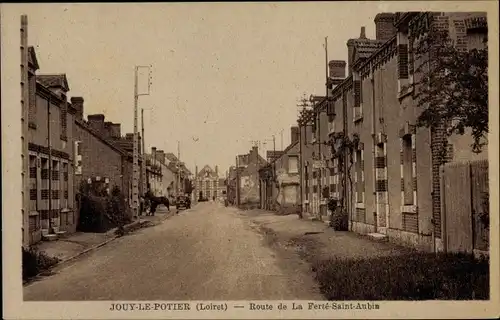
{"left": 2, "top": 3, "right": 403, "bottom": 173}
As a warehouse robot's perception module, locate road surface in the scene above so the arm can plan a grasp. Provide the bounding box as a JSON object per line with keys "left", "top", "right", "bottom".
{"left": 24, "top": 202, "right": 322, "bottom": 301}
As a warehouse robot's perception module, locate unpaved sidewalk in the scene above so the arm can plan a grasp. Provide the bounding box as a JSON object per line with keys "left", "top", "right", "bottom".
{"left": 34, "top": 210, "right": 175, "bottom": 262}
{"left": 238, "top": 209, "right": 413, "bottom": 264}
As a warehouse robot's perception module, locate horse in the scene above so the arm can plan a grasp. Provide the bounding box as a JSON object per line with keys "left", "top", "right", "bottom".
{"left": 145, "top": 192, "right": 170, "bottom": 216}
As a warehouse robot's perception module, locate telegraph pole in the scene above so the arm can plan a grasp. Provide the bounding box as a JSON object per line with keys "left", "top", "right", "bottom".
{"left": 297, "top": 96, "right": 310, "bottom": 218}
{"left": 272, "top": 135, "right": 276, "bottom": 177}
{"left": 21, "top": 15, "right": 30, "bottom": 244}
{"left": 177, "top": 140, "right": 181, "bottom": 196}
{"left": 141, "top": 108, "right": 146, "bottom": 199}
{"left": 133, "top": 65, "right": 152, "bottom": 219}
{"left": 280, "top": 129, "right": 284, "bottom": 151}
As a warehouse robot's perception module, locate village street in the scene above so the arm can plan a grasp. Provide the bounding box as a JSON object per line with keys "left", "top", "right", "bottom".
{"left": 23, "top": 202, "right": 323, "bottom": 301}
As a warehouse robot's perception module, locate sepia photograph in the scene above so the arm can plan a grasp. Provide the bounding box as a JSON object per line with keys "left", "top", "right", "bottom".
{"left": 1, "top": 1, "right": 498, "bottom": 319}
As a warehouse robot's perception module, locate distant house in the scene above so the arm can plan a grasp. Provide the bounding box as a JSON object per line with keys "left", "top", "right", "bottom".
{"left": 260, "top": 127, "right": 300, "bottom": 214}
{"left": 236, "top": 146, "right": 267, "bottom": 208}
{"left": 145, "top": 147, "right": 177, "bottom": 199}
{"left": 195, "top": 165, "right": 220, "bottom": 200}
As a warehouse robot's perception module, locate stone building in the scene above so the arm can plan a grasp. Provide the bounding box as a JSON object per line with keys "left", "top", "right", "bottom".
{"left": 25, "top": 46, "right": 79, "bottom": 245}
{"left": 259, "top": 127, "right": 301, "bottom": 213}
{"left": 236, "top": 146, "right": 267, "bottom": 208}
{"left": 165, "top": 153, "right": 190, "bottom": 197}
{"left": 145, "top": 147, "right": 177, "bottom": 200}
{"left": 307, "top": 12, "right": 488, "bottom": 251}
{"left": 195, "top": 165, "right": 219, "bottom": 200}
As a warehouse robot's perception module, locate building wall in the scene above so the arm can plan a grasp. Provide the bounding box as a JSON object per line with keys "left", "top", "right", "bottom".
{"left": 74, "top": 123, "right": 124, "bottom": 192}
{"left": 27, "top": 85, "right": 77, "bottom": 244}
{"left": 325, "top": 12, "right": 488, "bottom": 251}
{"left": 299, "top": 123, "right": 315, "bottom": 214}
{"left": 239, "top": 147, "right": 264, "bottom": 206}
{"left": 272, "top": 142, "right": 300, "bottom": 210}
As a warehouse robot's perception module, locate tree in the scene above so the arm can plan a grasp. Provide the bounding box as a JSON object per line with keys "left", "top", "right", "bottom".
{"left": 412, "top": 19, "right": 488, "bottom": 155}
{"left": 184, "top": 179, "right": 194, "bottom": 195}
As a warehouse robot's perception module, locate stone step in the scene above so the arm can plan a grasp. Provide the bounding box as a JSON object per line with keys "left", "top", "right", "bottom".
{"left": 367, "top": 232, "right": 388, "bottom": 242}
{"left": 55, "top": 231, "right": 67, "bottom": 238}
{"left": 42, "top": 234, "right": 58, "bottom": 241}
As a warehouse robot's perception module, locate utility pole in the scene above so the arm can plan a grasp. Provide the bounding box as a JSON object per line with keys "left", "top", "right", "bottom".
{"left": 21, "top": 15, "right": 30, "bottom": 244}
{"left": 297, "top": 96, "right": 310, "bottom": 219}
{"left": 177, "top": 140, "right": 181, "bottom": 196}
{"left": 272, "top": 135, "right": 276, "bottom": 177}
{"left": 235, "top": 156, "right": 240, "bottom": 207}
{"left": 133, "top": 65, "right": 152, "bottom": 219}
{"left": 141, "top": 108, "right": 147, "bottom": 199}
{"left": 280, "top": 129, "right": 284, "bottom": 151}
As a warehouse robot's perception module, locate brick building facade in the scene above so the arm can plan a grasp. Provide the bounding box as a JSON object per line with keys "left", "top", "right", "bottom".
{"left": 305, "top": 12, "right": 488, "bottom": 251}
{"left": 72, "top": 100, "right": 150, "bottom": 225}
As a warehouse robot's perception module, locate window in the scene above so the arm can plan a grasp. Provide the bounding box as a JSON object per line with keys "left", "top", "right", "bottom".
{"left": 288, "top": 156, "right": 298, "bottom": 174}
{"left": 355, "top": 149, "right": 364, "bottom": 203}
{"left": 62, "top": 162, "right": 69, "bottom": 208}
{"left": 52, "top": 160, "right": 59, "bottom": 181}
{"left": 353, "top": 76, "right": 363, "bottom": 121}
{"left": 402, "top": 135, "right": 414, "bottom": 205}
{"left": 29, "top": 155, "right": 38, "bottom": 211}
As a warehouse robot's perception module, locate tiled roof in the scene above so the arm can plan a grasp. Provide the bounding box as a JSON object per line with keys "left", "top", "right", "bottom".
{"left": 166, "top": 153, "right": 178, "bottom": 162}
{"left": 167, "top": 162, "right": 179, "bottom": 173}
{"left": 198, "top": 165, "right": 216, "bottom": 178}
{"left": 354, "top": 39, "right": 386, "bottom": 59}
{"left": 37, "top": 74, "right": 70, "bottom": 92}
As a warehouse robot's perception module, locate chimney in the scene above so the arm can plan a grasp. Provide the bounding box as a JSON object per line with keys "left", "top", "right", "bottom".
{"left": 215, "top": 165, "right": 219, "bottom": 176}
{"left": 109, "top": 123, "right": 121, "bottom": 139}
{"left": 328, "top": 60, "right": 346, "bottom": 84}
{"left": 347, "top": 39, "right": 356, "bottom": 77}
{"left": 125, "top": 133, "right": 134, "bottom": 141}
{"left": 87, "top": 114, "right": 105, "bottom": 133}
{"left": 291, "top": 126, "right": 300, "bottom": 145}
{"left": 151, "top": 147, "right": 157, "bottom": 165}
{"left": 71, "top": 97, "right": 84, "bottom": 121}
{"left": 374, "top": 13, "right": 396, "bottom": 42}
{"left": 251, "top": 146, "right": 259, "bottom": 164}
{"left": 360, "top": 26, "right": 367, "bottom": 39}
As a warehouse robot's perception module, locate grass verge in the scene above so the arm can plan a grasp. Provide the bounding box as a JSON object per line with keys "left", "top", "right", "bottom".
{"left": 313, "top": 252, "right": 489, "bottom": 300}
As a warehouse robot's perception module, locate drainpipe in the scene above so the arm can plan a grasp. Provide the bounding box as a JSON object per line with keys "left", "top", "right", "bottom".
{"left": 299, "top": 124, "right": 303, "bottom": 218}
{"left": 371, "top": 69, "right": 377, "bottom": 231}
{"left": 47, "top": 98, "right": 54, "bottom": 235}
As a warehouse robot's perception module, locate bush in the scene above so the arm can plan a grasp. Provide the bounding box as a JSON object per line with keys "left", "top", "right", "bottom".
{"left": 106, "top": 186, "right": 131, "bottom": 228}
{"left": 328, "top": 199, "right": 348, "bottom": 230}
{"left": 313, "top": 252, "right": 489, "bottom": 300}
{"left": 22, "top": 247, "right": 60, "bottom": 280}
